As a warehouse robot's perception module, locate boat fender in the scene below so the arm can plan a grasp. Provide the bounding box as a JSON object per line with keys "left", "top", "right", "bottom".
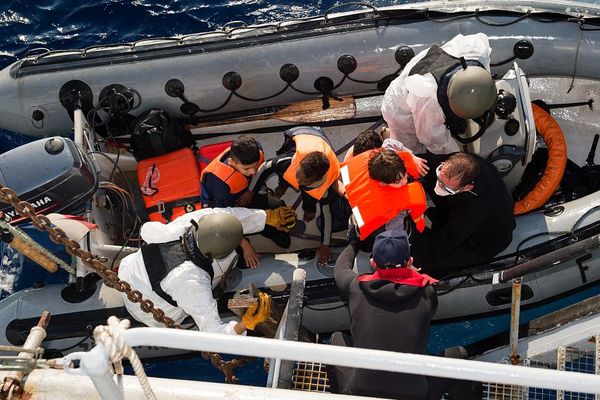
{"left": 514, "top": 103, "right": 567, "bottom": 214}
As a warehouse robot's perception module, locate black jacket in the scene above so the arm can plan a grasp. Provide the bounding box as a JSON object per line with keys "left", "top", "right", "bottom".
{"left": 411, "top": 154, "right": 515, "bottom": 274}
{"left": 329, "top": 243, "right": 438, "bottom": 400}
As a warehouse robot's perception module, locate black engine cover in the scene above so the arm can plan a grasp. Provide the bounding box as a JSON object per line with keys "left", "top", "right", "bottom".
{"left": 0, "top": 137, "right": 98, "bottom": 223}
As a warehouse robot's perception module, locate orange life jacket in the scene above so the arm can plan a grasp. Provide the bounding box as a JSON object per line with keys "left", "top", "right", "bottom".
{"left": 282, "top": 130, "right": 340, "bottom": 200}
{"left": 201, "top": 147, "right": 265, "bottom": 195}
{"left": 343, "top": 147, "right": 421, "bottom": 178}
{"left": 341, "top": 149, "right": 427, "bottom": 239}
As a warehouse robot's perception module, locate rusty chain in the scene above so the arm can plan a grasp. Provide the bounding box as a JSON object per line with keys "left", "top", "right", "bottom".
{"left": 0, "top": 185, "right": 251, "bottom": 384}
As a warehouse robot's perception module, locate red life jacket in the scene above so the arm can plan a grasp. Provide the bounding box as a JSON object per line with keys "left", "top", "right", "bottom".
{"left": 358, "top": 267, "right": 438, "bottom": 287}
{"left": 341, "top": 149, "right": 427, "bottom": 239}
{"left": 282, "top": 132, "right": 340, "bottom": 200}
{"left": 201, "top": 147, "right": 265, "bottom": 195}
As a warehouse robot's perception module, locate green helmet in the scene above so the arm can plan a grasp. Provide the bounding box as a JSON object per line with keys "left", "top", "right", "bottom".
{"left": 447, "top": 66, "right": 497, "bottom": 119}
{"left": 193, "top": 213, "right": 244, "bottom": 259}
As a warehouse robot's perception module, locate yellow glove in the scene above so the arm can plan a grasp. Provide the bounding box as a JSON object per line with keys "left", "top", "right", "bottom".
{"left": 265, "top": 206, "right": 296, "bottom": 232}
{"left": 242, "top": 292, "right": 271, "bottom": 330}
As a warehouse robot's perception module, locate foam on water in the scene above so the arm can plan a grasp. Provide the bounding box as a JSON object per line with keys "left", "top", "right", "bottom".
{"left": 0, "top": 244, "right": 23, "bottom": 298}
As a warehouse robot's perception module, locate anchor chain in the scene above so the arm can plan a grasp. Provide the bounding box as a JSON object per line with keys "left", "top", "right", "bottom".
{"left": 0, "top": 185, "right": 250, "bottom": 384}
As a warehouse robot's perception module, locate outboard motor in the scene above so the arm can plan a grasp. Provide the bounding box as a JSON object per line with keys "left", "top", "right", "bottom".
{"left": 0, "top": 137, "right": 98, "bottom": 224}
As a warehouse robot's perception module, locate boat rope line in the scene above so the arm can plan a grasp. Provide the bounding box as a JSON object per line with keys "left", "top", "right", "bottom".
{"left": 92, "top": 317, "right": 157, "bottom": 400}
{"left": 513, "top": 206, "right": 600, "bottom": 264}
{"left": 568, "top": 27, "right": 584, "bottom": 94}
{"left": 438, "top": 214, "right": 600, "bottom": 296}
{"left": 16, "top": 7, "right": 600, "bottom": 73}
{"left": 474, "top": 10, "right": 532, "bottom": 27}
{"left": 24, "top": 8, "right": 595, "bottom": 120}
{"left": 0, "top": 185, "right": 251, "bottom": 384}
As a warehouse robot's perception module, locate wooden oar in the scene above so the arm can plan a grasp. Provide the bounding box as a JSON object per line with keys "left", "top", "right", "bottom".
{"left": 187, "top": 96, "right": 356, "bottom": 129}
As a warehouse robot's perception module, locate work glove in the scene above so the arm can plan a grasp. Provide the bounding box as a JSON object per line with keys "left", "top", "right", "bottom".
{"left": 242, "top": 292, "right": 271, "bottom": 331}
{"left": 265, "top": 206, "right": 296, "bottom": 232}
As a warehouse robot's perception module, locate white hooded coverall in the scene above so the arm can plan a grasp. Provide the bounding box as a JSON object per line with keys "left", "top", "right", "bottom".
{"left": 118, "top": 207, "right": 266, "bottom": 334}
{"left": 380, "top": 33, "right": 492, "bottom": 155}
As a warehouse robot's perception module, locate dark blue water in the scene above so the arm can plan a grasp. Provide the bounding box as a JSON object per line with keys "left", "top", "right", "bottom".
{"left": 1, "top": 0, "right": 600, "bottom": 387}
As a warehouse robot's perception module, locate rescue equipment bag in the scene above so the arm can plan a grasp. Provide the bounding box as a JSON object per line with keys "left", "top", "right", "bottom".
{"left": 129, "top": 109, "right": 194, "bottom": 161}
{"left": 137, "top": 147, "right": 202, "bottom": 223}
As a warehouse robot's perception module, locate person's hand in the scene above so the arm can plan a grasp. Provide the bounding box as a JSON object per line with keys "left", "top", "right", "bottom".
{"left": 242, "top": 292, "right": 271, "bottom": 330}
{"left": 240, "top": 238, "right": 259, "bottom": 268}
{"left": 303, "top": 210, "right": 316, "bottom": 222}
{"left": 274, "top": 184, "right": 287, "bottom": 198}
{"left": 265, "top": 206, "right": 297, "bottom": 232}
{"left": 316, "top": 245, "right": 331, "bottom": 266}
{"left": 412, "top": 155, "right": 429, "bottom": 177}
{"left": 237, "top": 190, "right": 254, "bottom": 207}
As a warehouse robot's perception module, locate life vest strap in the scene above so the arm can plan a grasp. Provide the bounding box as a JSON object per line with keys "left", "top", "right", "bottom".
{"left": 141, "top": 243, "right": 179, "bottom": 307}
{"left": 146, "top": 195, "right": 203, "bottom": 222}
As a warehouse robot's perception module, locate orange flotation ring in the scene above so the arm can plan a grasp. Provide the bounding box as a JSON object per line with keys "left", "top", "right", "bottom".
{"left": 513, "top": 103, "right": 567, "bottom": 215}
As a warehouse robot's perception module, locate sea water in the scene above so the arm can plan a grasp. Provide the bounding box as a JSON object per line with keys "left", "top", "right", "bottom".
{"left": 1, "top": 0, "right": 600, "bottom": 386}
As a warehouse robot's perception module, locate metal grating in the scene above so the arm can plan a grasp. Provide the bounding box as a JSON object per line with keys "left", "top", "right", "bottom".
{"left": 292, "top": 361, "right": 330, "bottom": 392}
{"left": 482, "top": 358, "right": 529, "bottom": 400}
{"left": 556, "top": 346, "right": 596, "bottom": 400}
{"left": 481, "top": 341, "right": 599, "bottom": 400}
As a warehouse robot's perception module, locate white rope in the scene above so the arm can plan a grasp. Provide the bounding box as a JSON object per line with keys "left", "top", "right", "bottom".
{"left": 94, "top": 317, "right": 157, "bottom": 400}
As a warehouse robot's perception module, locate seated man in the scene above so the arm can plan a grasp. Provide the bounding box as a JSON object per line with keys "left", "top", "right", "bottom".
{"left": 341, "top": 147, "right": 427, "bottom": 241}
{"left": 328, "top": 230, "right": 439, "bottom": 399}
{"left": 410, "top": 152, "right": 515, "bottom": 274}
{"left": 249, "top": 126, "right": 347, "bottom": 266}
{"left": 201, "top": 135, "right": 289, "bottom": 267}
{"left": 201, "top": 135, "right": 267, "bottom": 209}
{"left": 381, "top": 33, "right": 497, "bottom": 155}
{"left": 117, "top": 207, "right": 294, "bottom": 334}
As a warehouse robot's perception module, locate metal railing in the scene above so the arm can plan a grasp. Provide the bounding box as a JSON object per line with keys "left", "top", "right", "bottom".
{"left": 61, "top": 322, "right": 600, "bottom": 399}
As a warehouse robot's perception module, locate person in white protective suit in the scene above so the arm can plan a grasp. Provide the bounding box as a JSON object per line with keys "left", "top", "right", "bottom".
{"left": 380, "top": 33, "right": 497, "bottom": 155}
{"left": 118, "top": 206, "right": 296, "bottom": 334}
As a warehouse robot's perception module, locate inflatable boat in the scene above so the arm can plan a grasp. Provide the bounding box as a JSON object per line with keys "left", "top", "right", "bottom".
{"left": 0, "top": 1, "right": 599, "bottom": 357}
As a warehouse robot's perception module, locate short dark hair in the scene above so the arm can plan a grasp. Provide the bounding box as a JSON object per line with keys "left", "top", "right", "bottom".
{"left": 353, "top": 129, "right": 383, "bottom": 156}
{"left": 298, "top": 151, "right": 330, "bottom": 182}
{"left": 445, "top": 152, "right": 480, "bottom": 187}
{"left": 368, "top": 148, "right": 406, "bottom": 184}
{"left": 230, "top": 136, "right": 261, "bottom": 165}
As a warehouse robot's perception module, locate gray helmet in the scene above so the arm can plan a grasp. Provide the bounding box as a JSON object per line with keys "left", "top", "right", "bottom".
{"left": 193, "top": 213, "right": 243, "bottom": 259}
{"left": 447, "top": 66, "right": 497, "bottom": 119}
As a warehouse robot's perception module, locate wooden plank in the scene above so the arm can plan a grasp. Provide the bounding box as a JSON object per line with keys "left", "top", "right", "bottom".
{"left": 187, "top": 96, "right": 356, "bottom": 129}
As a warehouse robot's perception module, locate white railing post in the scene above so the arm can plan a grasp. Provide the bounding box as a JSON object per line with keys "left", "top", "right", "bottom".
{"left": 63, "top": 345, "right": 124, "bottom": 400}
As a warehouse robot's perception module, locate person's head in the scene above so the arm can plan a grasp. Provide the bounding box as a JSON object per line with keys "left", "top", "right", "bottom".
{"left": 228, "top": 136, "right": 261, "bottom": 177}
{"left": 193, "top": 212, "right": 244, "bottom": 259}
{"left": 447, "top": 65, "right": 497, "bottom": 120}
{"left": 434, "top": 152, "right": 479, "bottom": 197}
{"left": 296, "top": 151, "right": 330, "bottom": 187}
{"left": 370, "top": 230, "right": 413, "bottom": 270}
{"left": 368, "top": 148, "right": 408, "bottom": 188}
{"left": 353, "top": 129, "right": 383, "bottom": 156}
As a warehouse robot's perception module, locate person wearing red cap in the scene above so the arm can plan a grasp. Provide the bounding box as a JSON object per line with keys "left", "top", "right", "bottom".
{"left": 328, "top": 230, "right": 440, "bottom": 399}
